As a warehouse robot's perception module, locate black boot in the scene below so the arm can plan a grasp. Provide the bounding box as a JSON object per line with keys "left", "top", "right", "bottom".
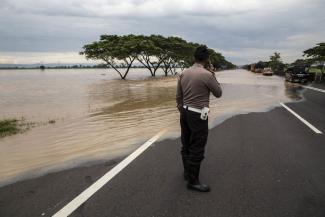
{"left": 182, "top": 156, "right": 189, "bottom": 181}
{"left": 187, "top": 164, "right": 210, "bottom": 192}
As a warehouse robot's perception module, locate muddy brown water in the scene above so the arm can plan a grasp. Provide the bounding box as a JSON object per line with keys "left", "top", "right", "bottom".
{"left": 0, "top": 68, "right": 304, "bottom": 186}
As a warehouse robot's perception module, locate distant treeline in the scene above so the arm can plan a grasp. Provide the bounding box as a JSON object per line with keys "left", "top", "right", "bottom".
{"left": 242, "top": 42, "right": 325, "bottom": 80}
{"left": 80, "top": 34, "right": 235, "bottom": 79}
{"left": 0, "top": 64, "right": 162, "bottom": 70}
{"left": 0, "top": 65, "right": 101, "bottom": 70}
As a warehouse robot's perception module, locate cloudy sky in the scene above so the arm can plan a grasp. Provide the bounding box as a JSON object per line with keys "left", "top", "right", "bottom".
{"left": 0, "top": 0, "right": 324, "bottom": 65}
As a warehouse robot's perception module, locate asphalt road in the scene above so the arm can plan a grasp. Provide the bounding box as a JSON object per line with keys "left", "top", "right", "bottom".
{"left": 1, "top": 84, "right": 325, "bottom": 217}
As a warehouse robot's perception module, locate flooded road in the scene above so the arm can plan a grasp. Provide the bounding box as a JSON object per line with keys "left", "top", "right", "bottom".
{"left": 0, "top": 68, "right": 303, "bottom": 186}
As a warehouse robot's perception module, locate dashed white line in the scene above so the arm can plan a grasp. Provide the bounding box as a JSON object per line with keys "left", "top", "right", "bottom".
{"left": 280, "top": 102, "right": 322, "bottom": 134}
{"left": 303, "top": 86, "right": 325, "bottom": 94}
{"left": 52, "top": 128, "right": 168, "bottom": 217}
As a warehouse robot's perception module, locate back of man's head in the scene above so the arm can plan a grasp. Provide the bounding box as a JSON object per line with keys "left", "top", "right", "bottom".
{"left": 194, "top": 45, "right": 209, "bottom": 63}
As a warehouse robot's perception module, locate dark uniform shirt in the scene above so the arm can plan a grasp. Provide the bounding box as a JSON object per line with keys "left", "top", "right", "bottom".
{"left": 176, "top": 63, "right": 222, "bottom": 109}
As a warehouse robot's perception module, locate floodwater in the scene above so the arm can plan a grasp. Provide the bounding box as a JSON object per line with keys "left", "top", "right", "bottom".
{"left": 0, "top": 68, "right": 303, "bottom": 186}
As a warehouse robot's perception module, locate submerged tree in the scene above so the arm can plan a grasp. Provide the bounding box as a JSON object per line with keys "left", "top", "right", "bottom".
{"left": 134, "top": 35, "right": 164, "bottom": 76}
{"left": 80, "top": 35, "right": 137, "bottom": 79}
{"left": 160, "top": 37, "right": 195, "bottom": 76}
{"left": 80, "top": 34, "right": 234, "bottom": 79}
{"left": 209, "top": 49, "right": 229, "bottom": 70}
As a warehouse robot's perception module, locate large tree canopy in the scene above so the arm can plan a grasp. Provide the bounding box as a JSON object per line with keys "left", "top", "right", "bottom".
{"left": 303, "top": 42, "right": 325, "bottom": 77}
{"left": 80, "top": 35, "right": 138, "bottom": 79}
{"left": 80, "top": 34, "right": 234, "bottom": 79}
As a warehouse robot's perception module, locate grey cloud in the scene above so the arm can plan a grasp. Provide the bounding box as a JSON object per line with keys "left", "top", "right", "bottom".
{"left": 0, "top": 0, "right": 324, "bottom": 64}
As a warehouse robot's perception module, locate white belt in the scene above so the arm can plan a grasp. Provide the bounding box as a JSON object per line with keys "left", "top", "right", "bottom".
{"left": 183, "top": 105, "right": 202, "bottom": 114}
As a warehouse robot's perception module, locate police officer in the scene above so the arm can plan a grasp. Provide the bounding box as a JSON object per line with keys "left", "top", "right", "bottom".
{"left": 176, "top": 45, "right": 222, "bottom": 192}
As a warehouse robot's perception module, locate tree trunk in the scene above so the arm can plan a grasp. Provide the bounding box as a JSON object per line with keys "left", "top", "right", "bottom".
{"left": 163, "top": 66, "right": 169, "bottom": 76}
{"left": 121, "top": 58, "right": 136, "bottom": 79}
{"left": 106, "top": 62, "right": 124, "bottom": 79}
{"left": 137, "top": 56, "right": 154, "bottom": 76}
{"left": 162, "top": 59, "right": 173, "bottom": 76}
{"left": 163, "top": 64, "right": 169, "bottom": 76}
{"left": 106, "top": 58, "right": 135, "bottom": 80}
{"left": 152, "top": 60, "right": 164, "bottom": 76}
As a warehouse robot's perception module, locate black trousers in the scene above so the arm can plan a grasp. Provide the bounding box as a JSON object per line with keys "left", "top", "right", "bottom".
{"left": 180, "top": 108, "right": 209, "bottom": 177}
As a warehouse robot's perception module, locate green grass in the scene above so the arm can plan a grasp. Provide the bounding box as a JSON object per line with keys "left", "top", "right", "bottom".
{"left": 0, "top": 119, "right": 20, "bottom": 138}
{"left": 0, "top": 118, "right": 37, "bottom": 138}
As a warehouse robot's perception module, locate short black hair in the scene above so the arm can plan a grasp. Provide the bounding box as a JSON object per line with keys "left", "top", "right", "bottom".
{"left": 194, "top": 45, "right": 209, "bottom": 62}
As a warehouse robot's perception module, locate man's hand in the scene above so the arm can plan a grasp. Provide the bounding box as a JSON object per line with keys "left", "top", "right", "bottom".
{"left": 208, "top": 63, "right": 214, "bottom": 71}
{"left": 205, "top": 63, "right": 215, "bottom": 76}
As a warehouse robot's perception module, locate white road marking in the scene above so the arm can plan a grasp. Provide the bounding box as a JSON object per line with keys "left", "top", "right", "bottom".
{"left": 52, "top": 128, "right": 168, "bottom": 217}
{"left": 280, "top": 102, "right": 322, "bottom": 134}
{"left": 303, "top": 86, "right": 325, "bottom": 94}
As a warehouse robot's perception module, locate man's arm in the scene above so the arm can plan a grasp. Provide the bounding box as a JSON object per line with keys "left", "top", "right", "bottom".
{"left": 176, "top": 75, "right": 183, "bottom": 111}
{"left": 206, "top": 74, "right": 222, "bottom": 98}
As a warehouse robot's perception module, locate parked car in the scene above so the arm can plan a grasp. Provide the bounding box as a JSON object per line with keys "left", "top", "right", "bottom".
{"left": 263, "top": 67, "right": 273, "bottom": 76}
{"left": 285, "top": 66, "right": 309, "bottom": 83}
{"left": 255, "top": 68, "right": 263, "bottom": 73}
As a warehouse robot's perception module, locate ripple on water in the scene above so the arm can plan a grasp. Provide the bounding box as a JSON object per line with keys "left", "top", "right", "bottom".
{"left": 0, "top": 69, "right": 303, "bottom": 186}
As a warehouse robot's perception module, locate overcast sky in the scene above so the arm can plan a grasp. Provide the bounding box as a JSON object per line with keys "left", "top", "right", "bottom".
{"left": 0, "top": 0, "right": 324, "bottom": 65}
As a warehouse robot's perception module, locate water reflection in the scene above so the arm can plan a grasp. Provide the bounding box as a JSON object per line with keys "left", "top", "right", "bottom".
{"left": 284, "top": 82, "right": 305, "bottom": 100}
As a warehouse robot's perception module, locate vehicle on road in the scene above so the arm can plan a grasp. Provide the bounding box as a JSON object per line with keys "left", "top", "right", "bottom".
{"left": 285, "top": 66, "right": 309, "bottom": 83}
{"left": 250, "top": 62, "right": 265, "bottom": 73}
{"left": 263, "top": 67, "right": 273, "bottom": 76}
{"left": 250, "top": 64, "right": 256, "bottom": 72}
{"left": 254, "top": 62, "right": 264, "bottom": 73}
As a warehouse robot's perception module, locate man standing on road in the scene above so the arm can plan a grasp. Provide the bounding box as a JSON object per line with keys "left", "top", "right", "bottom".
{"left": 176, "top": 45, "right": 222, "bottom": 192}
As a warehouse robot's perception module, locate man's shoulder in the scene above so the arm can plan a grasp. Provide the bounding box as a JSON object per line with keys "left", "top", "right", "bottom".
{"left": 181, "top": 67, "right": 192, "bottom": 74}
{"left": 180, "top": 68, "right": 212, "bottom": 82}
{"left": 195, "top": 67, "right": 214, "bottom": 79}
{"left": 178, "top": 68, "right": 191, "bottom": 78}
{"left": 182, "top": 66, "right": 210, "bottom": 75}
